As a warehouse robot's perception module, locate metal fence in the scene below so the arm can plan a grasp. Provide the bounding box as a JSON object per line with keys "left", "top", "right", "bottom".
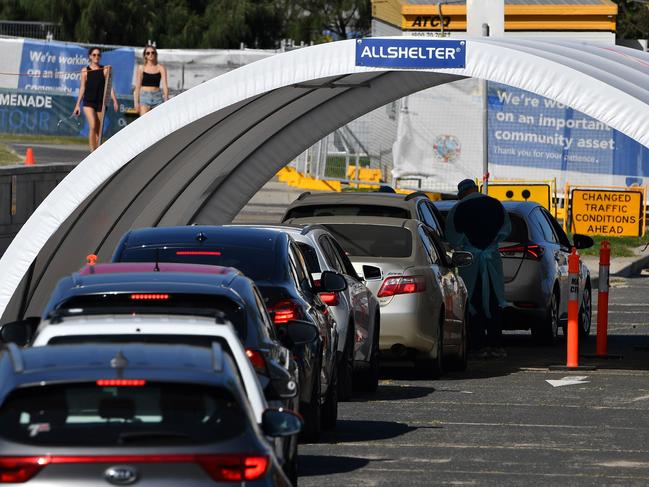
{"left": 0, "top": 21, "right": 60, "bottom": 40}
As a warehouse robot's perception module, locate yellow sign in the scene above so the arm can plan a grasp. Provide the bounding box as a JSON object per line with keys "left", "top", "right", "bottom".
{"left": 481, "top": 183, "right": 553, "bottom": 211}
{"left": 570, "top": 188, "right": 645, "bottom": 237}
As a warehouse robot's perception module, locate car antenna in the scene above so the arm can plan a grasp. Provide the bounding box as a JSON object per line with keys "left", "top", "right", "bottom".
{"left": 154, "top": 248, "right": 160, "bottom": 272}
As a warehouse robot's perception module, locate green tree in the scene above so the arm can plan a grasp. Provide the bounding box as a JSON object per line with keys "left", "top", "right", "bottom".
{"left": 614, "top": 0, "right": 649, "bottom": 39}
{"left": 297, "top": 0, "right": 371, "bottom": 41}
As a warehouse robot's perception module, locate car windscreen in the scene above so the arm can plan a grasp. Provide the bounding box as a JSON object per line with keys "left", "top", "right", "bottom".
{"left": 54, "top": 294, "right": 247, "bottom": 340}
{"left": 118, "top": 246, "right": 275, "bottom": 281}
{"left": 286, "top": 204, "right": 409, "bottom": 219}
{"left": 323, "top": 224, "right": 412, "bottom": 258}
{"left": 0, "top": 382, "right": 246, "bottom": 446}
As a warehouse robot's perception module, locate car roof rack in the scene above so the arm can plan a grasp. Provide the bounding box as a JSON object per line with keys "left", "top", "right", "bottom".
{"left": 4, "top": 343, "right": 24, "bottom": 373}
{"left": 404, "top": 191, "right": 430, "bottom": 201}
{"left": 296, "top": 191, "right": 311, "bottom": 200}
{"left": 300, "top": 224, "right": 329, "bottom": 235}
{"left": 211, "top": 342, "right": 224, "bottom": 372}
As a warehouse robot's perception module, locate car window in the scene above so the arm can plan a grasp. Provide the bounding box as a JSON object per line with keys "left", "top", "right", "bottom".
{"left": 324, "top": 224, "right": 412, "bottom": 258}
{"left": 252, "top": 287, "right": 276, "bottom": 339}
{"left": 418, "top": 226, "right": 440, "bottom": 264}
{"left": 328, "top": 237, "right": 361, "bottom": 280}
{"left": 542, "top": 209, "right": 571, "bottom": 248}
{"left": 506, "top": 213, "right": 530, "bottom": 243}
{"left": 532, "top": 207, "right": 558, "bottom": 243}
{"left": 417, "top": 202, "right": 442, "bottom": 236}
{"left": 286, "top": 204, "right": 409, "bottom": 219}
{"left": 0, "top": 382, "right": 246, "bottom": 446}
{"left": 318, "top": 236, "right": 344, "bottom": 273}
{"left": 289, "top": 244, "right": 313, "bottom": 293}
{"left": 296, "top": 242, "right": 321, "bottom": 274}
{"left": 119, "top": 245, "right": 275, "bottom": 281}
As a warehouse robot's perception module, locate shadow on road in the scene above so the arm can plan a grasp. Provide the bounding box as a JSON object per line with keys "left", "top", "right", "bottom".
{"left": 353, "top": 384, "right": 436, "bottom": 402}
{"left": 317, "top": 418, "right": 439, "bottom": 445}
{"left": 299, "top": 455, "right": 372, "bottom": 477}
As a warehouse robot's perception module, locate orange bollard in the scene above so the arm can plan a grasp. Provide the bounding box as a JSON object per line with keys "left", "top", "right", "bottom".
{"left": 24, "top": 147, "right": 35, "bottom": 165}
{"left": 566, "top": 247, "right": 580, "bottom": 368}
{"left": 596, "top": 241, "right": 610, "bottom": 357}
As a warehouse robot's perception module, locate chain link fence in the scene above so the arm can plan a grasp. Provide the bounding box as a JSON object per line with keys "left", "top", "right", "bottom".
{"left": 0, "top": 21, "right": 60, "bottom": 41}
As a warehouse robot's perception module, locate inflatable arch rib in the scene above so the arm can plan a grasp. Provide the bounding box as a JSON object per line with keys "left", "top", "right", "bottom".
{"left": 2, "top": 37, "right": 649, "bottom": 322}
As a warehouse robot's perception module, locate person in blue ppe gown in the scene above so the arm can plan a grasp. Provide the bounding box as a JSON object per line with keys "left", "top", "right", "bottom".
{"left": 446, "top": 179, "right": 511, "bottom": 358}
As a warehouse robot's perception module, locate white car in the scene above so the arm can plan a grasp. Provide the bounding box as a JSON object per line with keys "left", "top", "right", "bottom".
{"left": 30, "top": 313, "right": 269, "bottom": 422}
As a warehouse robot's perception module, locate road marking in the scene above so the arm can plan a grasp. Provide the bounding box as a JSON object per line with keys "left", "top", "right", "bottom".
{"left": 546, "top": 376, "right": 590, "bottom": 387}
{"left": 630, "top": 394, "right": 649, "bottom": 402}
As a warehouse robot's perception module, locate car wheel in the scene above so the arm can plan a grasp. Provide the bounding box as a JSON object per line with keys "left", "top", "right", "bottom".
{"left": 579, "top": 284, "right": 592, "bottom": 339}
{"left": 299, "top": 366, "right": 321, "bottom": 443}
{"left": 337, "top": 321, "right": 354, "bottom": 402}
{"left": 321, "top": 359, "right": 338, "bottom": 430}
{"left": 354, "top": 317, "right": 380, "bottom": 393}
{"left": 415, "top": 317, "right": 443, "bottom": 379}
{"left": 446, "top": 310, "right": 468, "bottom": 372}
{"left": 533, "top": 291, "right": 559, "bottom": 345}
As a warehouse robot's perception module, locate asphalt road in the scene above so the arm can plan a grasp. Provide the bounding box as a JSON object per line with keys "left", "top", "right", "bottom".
{"left": 300, "top": 276, "right": 649, "bottom": 486}
{"left": 8, "top": 142, "right": 89, "bottom": 164}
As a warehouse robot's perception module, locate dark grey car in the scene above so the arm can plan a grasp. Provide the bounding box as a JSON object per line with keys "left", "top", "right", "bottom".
{"left": 0, "top": 343, "right": 300, "bottom": 486}
{"left": 434, "top": 200, "right": 593, "bottom": 344}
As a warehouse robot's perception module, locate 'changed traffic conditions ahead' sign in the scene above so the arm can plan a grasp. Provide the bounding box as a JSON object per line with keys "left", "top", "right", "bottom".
{"left": 355, "top": 38, "right": 466, "bottom": 69}
{"left": 570, "top": 188, "right": 645, "bottom": 237}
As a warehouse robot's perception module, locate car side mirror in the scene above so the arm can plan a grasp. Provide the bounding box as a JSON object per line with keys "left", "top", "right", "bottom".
{"left": 261, "top": 409, "right": 302, "bottom": 437}
{"left": 573, "top": 234, "right": 594, "bottom": 250}
{"left": 451, "top": 251, "right": 473, "bottom": 268}
{"left": 264, "top": 362, "right": 298, "bottom": 400}
{"left": 0, "top": 317, "right": 39, "bottom": 346}
{"left": 320, "top": 270, "right": 347, "bottom": 292}
{"left": 276, "top": 320, "right": 319, "bottom": 348}
{"left": 362, "top": 265, "right": 382, "bottom": 281}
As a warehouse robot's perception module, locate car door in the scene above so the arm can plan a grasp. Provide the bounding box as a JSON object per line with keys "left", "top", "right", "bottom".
{"left": 540, "top": 208, "right": 575, "bottom": 318}
{"left": 531, "top": 207, "right": 568, "bottom": 318}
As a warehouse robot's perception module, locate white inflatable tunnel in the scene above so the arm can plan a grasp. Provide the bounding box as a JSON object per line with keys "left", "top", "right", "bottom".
{"left": 2, "top": 36, "right": 649, "bottom": 321}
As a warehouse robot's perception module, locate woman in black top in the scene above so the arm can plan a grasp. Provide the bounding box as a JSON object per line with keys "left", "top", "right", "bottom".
{"left": 73, "top": 47, "right": 118, "bottom": 152}
{"left": 134, "top": 44, "right": 168, "bottom": 116}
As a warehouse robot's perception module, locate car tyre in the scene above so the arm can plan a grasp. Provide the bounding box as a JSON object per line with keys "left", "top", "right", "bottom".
{"left": 337, "top": 321, "right": 354, "bottom": 402}
{"left": 579, "top": 284, "right": 592, "bottom": 339}
{"left": 299, "top": 368, "right": 321, "bottom": 443}
{"left": 321, "top": 360, "right": 338, "bottom": 430}
{"left": 446, "top": 310, "right": 468, "bottom": 372}
{"left": 533, "top": 291, "right": 559, "bottom": 345}
{"left": 355, "top": 317, "right": 380, "bottom": 392}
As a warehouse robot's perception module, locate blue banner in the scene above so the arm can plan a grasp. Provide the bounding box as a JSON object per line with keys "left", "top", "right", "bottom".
{"left": 355, "top": 38, "right": 465, "bottom": 69}
{"left": 18, "top": 40, "right": 135, "bottom": 96}
{"left": 0, "top": 89, "right": 133, "bottom": 138}
{"left": 488, "top": 82, "right": 649, "bottom": 185}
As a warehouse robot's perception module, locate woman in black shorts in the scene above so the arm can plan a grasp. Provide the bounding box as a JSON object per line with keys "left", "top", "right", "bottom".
{"left": 73, "top": 47, "right": 118, "bottom": 152}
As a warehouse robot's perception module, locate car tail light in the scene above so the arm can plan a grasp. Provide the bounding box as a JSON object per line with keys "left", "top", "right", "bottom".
{"left": 0, "top": 457, "right": 48, "bottom": 483}
{"left": 175, "top": 250, "right": 221, "bottom": 256}
{"left": 130, "top": 293, "right": 169, "bottom": 300}
{"left": 499, "top": 243, "right": 544, "bottom": 260}
{"left": 0, "top": 455, "right": 269, "bottom": 483}
{"left": 318, "top": 292, "right": 339, "bottom": 306}
{"left": 377, "top": 276, "right": 426, "bottom": 298}
{"left": 198, "top": 454, "right": 269, "bottom": 481}
{"left": 269, "top": 299, "right": 301, "bottom": 324}
{"left": 245, "top": 349, "right": 267, "bottom": 373}
{"left": 96, "top": 379, "right": 146, "bottom": 387}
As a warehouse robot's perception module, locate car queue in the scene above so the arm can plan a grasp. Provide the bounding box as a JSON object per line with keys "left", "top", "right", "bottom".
{"left": 0, "top": 188, "right": 594, "bottom": 486}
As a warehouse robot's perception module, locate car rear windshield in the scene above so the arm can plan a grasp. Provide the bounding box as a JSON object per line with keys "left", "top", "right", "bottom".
{"left": 119, "top": 246, "right": 275, "bottom": 281}
{"left": 324, "top": 224, "right": 412, "bottom": 258}
{"left": 286, "top": 204, "right": 409, "bottom": 219}
{"left": 438, "top": 210, "right": 529, "bottom": 243}
{"left": 0, "top": 383, "right": 246, "bottom": 446}
{"left": 55, "top": 294, "right": 247, "bottom": 340}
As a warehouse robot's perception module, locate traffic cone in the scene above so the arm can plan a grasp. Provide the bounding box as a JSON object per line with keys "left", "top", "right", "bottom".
{"left": 24, "top": 147, "right": 35, "bottom": 165}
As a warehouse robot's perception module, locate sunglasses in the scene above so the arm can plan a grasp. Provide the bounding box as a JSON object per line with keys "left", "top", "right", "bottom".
{"left": 90, "top": 53, "right": 101, "bottom": 57}
{"left": 145, "top": 51, "right": 156, "bottom": 56}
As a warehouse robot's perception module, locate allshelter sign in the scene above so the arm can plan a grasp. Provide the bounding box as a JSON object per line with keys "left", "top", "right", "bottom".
{"left": 570, "top": 188, "right": 645, "bottom": 237}
{"left": 355, "top": 38, "right": 466, "bottom": 69}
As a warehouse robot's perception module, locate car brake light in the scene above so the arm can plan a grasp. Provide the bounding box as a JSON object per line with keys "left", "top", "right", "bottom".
{"left": 318, "top": 292, "right": 339, "bottom": 306}
{"left": 130, "top": 293, "right": 169, "bottom": 300}
{"left": 377, "top": 276, "right": 426, "bottom": 298}
{"left": 269, "top": 299, "right": 300, "bottom": 324}
{"left": 499, "top": 243, "right": 544, "bottom": 260}
{"left": 198, "top": 454, "right": 269, "bottom": 481}
{"left": 175, "top": 251, "right": 221, "bottom": 256}
{"left": 245, "top": 349, "right": 267, "bottom": 373}
{"left": 0, "top": 457, "right": 48, "bottom": 483}
{"left": 0, "top": 455, "right": 269, "bottom": 483}
{"left": 96, "top": 379, "right": 146, "bottom": 387}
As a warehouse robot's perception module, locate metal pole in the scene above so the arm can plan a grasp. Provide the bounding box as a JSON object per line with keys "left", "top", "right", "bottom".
{"left": 482, "top": 22, "right": 490, "bottom": 194}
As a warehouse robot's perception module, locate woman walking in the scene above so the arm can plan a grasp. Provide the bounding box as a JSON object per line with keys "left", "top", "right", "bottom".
{"left": 73, "top": 47, "right": 118, "bottom": 152}
{"left": 134, "top": 44, "right": 168, "bottom": 115}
